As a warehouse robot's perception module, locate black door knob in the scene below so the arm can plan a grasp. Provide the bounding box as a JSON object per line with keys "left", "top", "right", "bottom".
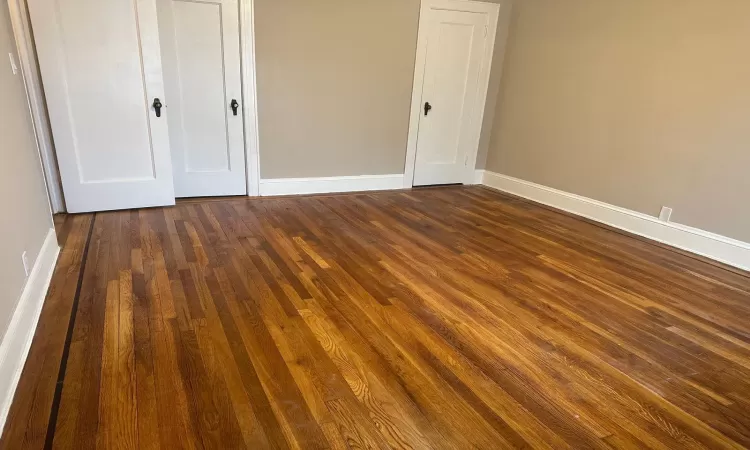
{"left": 230, "top": 99, "right": 239, "bottom": 116}
{"left": 152, "top": 98, "right": 163, "bottom": 118}
{"left": 424, "top": 101, "right": 432, "bottom": 116}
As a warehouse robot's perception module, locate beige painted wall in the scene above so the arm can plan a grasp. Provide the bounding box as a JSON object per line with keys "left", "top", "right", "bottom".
{"left": 0, "top": 3, "right": 54, "bottom": 340}
{"left": 484, "top": 0, "right": 750, "bottom": 242}
{"left": 255, "top": 0, "right": 420, "bottom": 179}
{"left": 254, "top": 0, "right": 510, "bottom": 180}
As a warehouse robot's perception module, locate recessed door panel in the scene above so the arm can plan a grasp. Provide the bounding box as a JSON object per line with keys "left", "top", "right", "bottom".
{"left": 174, "top": 1, "right": 229, "bottom": 173}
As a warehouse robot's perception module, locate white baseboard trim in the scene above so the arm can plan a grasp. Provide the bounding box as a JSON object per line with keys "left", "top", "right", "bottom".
{"left": 0, "top": 228, "right": 59, "bottom": 431}
{"left": 478, "top": 170, "right": 750, "bottom": 271}
{"left": 259, "top": 174, "right": 405, "bottom": 197}
{"left": 474, "top": 169, "right": 486, "bottom": 185}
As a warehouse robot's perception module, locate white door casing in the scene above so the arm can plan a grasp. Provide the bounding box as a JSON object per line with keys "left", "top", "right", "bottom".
{"left": 27, "top": 0, "right": 176, "bottom": 213}
{"left": 6, "top": 0, "right": 65, "bottom": 213}
{"left": 405, "top": 0, "right": 501, "bottom": 187}
{"left": 157, "top": 0, "right": 246, "bottom": 198}
{"left": 240, "top": 0, "right": 261, "bottom": 197}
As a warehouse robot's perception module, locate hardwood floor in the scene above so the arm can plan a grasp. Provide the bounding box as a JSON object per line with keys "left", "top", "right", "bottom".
{"left": 3, "top": 186, "right": 750, "bottom": 449}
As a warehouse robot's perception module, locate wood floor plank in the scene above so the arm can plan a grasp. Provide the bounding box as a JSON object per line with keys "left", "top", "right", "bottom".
{"left": 3, "top": 186, "right": 750, "bottom": 449}
{"left": 0, "top": 214, "right": 92, "bottom": 449}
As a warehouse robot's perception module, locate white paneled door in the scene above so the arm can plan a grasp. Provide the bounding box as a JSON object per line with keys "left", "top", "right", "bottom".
{"left": 27, "top": 0, "right": 176, "bottom": 213}
{"left": 411, "top": 0, "right": 500, "bottom": 187}
{"left": 157, "top": 0, "right": 246, "bottom": 198}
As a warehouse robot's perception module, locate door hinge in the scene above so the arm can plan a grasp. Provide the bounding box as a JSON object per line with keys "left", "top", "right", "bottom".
{"left": 484, "top": 25, "right": 488, "bottom": 37}
{"left": 465, "top": 155, "right": 469, "bottom": 165}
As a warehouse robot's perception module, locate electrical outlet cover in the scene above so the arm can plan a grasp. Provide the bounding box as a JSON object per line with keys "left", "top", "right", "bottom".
{"left": 22, "top": 251, "right": 30, "bottom": 276}
{"left": 8, "top": 52, "right": 19, "bottom": 75}
{"left": 659, "top": 206, "right": 673, "bottom": 222}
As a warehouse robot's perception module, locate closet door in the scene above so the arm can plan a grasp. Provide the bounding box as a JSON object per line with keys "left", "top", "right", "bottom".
{"left": 157, "top": 0, "right": 246, "bottom": 198}
{"left": 412, "top": 1, "right": 498, "bottom": 187}
{"left": 28, "top": 0, "right": 175, "bottom": 213}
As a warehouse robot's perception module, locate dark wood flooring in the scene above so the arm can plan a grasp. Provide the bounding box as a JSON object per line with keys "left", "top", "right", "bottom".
{"left": 3, "top": 186, "right": 750, "bottom": 449}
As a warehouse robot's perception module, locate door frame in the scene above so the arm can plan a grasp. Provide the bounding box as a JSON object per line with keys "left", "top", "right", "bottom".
{"left": 240, "top": 0, "right": 261, "bottom": 196}
{"left": 7, "top": 0, "right": 65, "bottom": 212}
{"left": 402, "top": 0, "right": 502, "bottom": 188}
